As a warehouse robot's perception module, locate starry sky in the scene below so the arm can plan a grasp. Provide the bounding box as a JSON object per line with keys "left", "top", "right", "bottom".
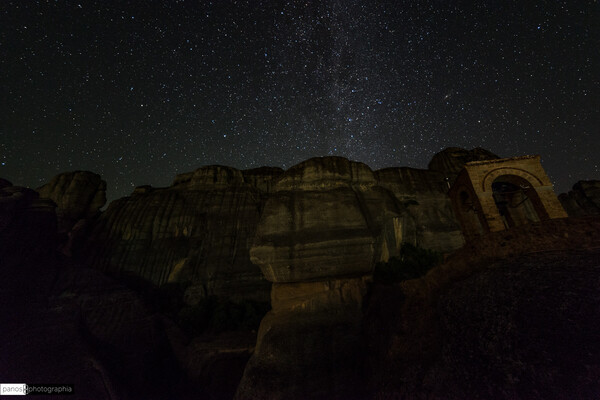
{"left": 1, "top": 0, "right": 598, "bottom": 202}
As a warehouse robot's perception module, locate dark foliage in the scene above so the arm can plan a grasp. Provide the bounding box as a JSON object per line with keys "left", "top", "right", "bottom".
{"left": 178, "top": 296, "right": 270, "bottom": 337}
{"left": 373, "top": 243, "right": 442, "bottom": 283}
{"left": 114, "top": 274, "right": 269, "bottom": 337}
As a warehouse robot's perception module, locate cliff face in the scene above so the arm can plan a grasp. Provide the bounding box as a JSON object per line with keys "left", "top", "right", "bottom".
{"left": 37, "top": 171, "right": 106, "bottom": 233}
{"left": 375, "top": 167, "right": 464, "bottom": 253}
{"left": 79, "top": 148, "right": 487, "bottom": 306}
{"left": 81, "top": 165, "right": 284, "bottom": 303}
{"left": 239, "top": 157, "right": 382, "bottom": 399}
{"left": 559, "top": 180, "right": 600, "bottom": 217}
{"left": 3, "top": 147, "right": 599, "bottom": 399}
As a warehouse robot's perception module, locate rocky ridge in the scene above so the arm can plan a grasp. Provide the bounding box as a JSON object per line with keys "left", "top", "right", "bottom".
{"left": 75, "top": 149, "right": 491, "bottom": 304}
{"left": 5, "top": 147, "right": 597, "bottom": 399}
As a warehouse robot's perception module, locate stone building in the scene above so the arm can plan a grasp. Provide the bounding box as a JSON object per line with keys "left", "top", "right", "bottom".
{"left": 448, "top": 155, "right": 567, "bottom": 240}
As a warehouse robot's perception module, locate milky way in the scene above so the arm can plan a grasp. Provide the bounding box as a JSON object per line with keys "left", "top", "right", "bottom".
{"left": 1, "top": 1, "right": 598, "bottom": 201}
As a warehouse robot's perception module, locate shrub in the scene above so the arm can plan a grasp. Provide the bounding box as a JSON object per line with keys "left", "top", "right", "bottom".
{"left": 178, "top": 296, "right": 269, "bottom": 336}
{"left": 373, "top": 243, "right": 442, "bottom": 284}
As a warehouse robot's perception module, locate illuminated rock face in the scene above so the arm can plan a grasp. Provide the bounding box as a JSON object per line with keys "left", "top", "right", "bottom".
{"left": 240, "top": 157, "right": 381, "bottom": 399}
{"left": 251, "top": 157, "right": 402, "bottom": 283}
{"left": 81, "top": 165, "right": 284, "bottom": 303}
{"left": 238, "top": 151, "right": 518, "bottom": 399}
{"left": 73, "top": 149, "right": 495, "bottom": 308}
{"left": 250, "top": 156, "right": 472, "bottom": 285}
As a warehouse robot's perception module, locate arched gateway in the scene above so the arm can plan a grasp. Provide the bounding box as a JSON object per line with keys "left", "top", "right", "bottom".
{"left": 448, "top": 155, "right": 567, "bottom": 240}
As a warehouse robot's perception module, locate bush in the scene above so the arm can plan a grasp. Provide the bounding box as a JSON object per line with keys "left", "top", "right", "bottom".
{"left": 373, "top": 243, "right": 442, "bottom": 284}
{"left": 178, "top": 296, "right": 269, "bottom": 336}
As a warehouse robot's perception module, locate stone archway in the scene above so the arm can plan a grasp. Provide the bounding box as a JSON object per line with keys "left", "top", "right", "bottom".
{"left": 448, "top": 155, "right": 568, "bottom": 238}
{"left": 491, "top": 174, "right": 547, "bottom": 228}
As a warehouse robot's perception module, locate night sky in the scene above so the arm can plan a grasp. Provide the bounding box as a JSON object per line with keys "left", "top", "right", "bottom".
{"left": 2, "top": 1, "right": 598, "bottom": 202}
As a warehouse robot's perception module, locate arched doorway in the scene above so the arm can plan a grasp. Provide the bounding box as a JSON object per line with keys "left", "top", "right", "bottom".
{"left": 492, "top": 175, "right": 547, "bottom": 228}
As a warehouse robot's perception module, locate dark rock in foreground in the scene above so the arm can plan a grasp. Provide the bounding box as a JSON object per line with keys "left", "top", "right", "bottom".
{"left": 365, "top": 217, "right": 600, "bottom": 400}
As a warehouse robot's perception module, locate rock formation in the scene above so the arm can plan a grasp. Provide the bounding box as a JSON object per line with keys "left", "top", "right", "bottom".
{"left": 80, "top": 165, "right": 284, "bottom": 303}
{"left": 559, "top": 180, "right": 600, "bottom": 217}
{"left": 238, "top": 157, "right": 388, "bottom": 399}
{"left": 37, "top": 171, "right": 107, "bottom": 233}
{"left": 375, "top": 167, "right": 464, "bottom": 253}
{"left": 6, "top": 146, "right": 597, "bottom": 399}
{"left": 74, "top": 148, "right": 498, "bottom": 307}
{"left": 365, "top": 216, "right": 600, "bottom": 399}
{"left": 428, "top": 146, "right": 499, "bottom": 175}
{"left": 236, "top": 151, "right": 510, "bottom": 399}
{"left": 0, "top": 180, "right": 187, "bottom": 399}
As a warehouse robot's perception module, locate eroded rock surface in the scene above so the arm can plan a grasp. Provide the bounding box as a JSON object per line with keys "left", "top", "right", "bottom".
{"left": 559, "top": 180, "right": 600, "bottom": 217}
{"left": 81, "top": 165, "right": 284, "bottom": 303}
{"left": 37, "top": 171, "right": 106, "bottom": 233}
{"left": 239, "top": 157, "right": 399, "bottom": 399}
{"left": 375, "top": 167, "right": 464, "bottom": 253}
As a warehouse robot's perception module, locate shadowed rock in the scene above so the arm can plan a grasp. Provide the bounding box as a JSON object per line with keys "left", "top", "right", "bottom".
{"left": 365, "top": 217, "right": 600, "bottom": 399}
{"left": 81, "top": 165, "right": 284, "bottom": 303}
{"left": 428, "top": 146, "right": 499, "bottom": 175}
{"left": 559, "top": 180, "right": 600, "bottom": 217}
{"left": 37, "top": 171, "right": 107, "bottom": 233}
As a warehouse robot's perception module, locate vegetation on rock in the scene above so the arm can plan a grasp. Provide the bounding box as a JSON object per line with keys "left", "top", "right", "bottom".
{"left": 178, "top": 297, "right": 269, "bottom": 336}
{"left": 373, "top": 243, "right": 442, "bottom": 283}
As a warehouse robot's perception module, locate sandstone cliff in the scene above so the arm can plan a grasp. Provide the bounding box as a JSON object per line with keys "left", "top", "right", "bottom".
{"left": 375, "top": 167, "right": 464, "bottom": 253}
{"left": 239, "top": 157, "right": 382, "bottom": 399}
{"left": 37, "top": 171, "right": 106, "bottom": 233}
{"left": 76, "top": 148, "right": 496, "bottom": 306}
{"left": 237, "top": 151, "right": 510, "bottom": 399}
{"left": 81, "top": 165, "right": 284, "bottom": 303}
{"left": 559, "top": 180, "right": 600, "bottom": 217}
